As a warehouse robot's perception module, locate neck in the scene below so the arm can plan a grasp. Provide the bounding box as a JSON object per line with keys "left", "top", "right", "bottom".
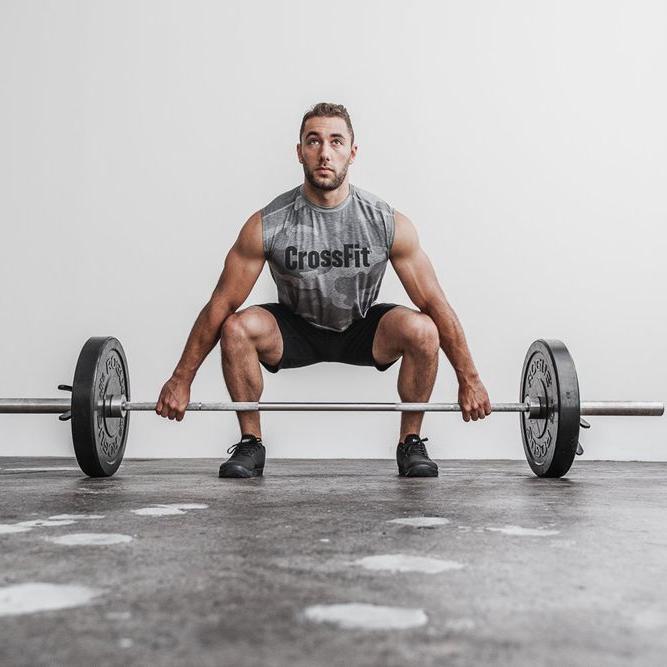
{"left": 302, "top": 180, "right": 350, "bottom": 208}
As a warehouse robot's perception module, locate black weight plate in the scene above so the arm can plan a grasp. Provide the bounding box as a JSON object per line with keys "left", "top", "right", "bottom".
{"left": 519, "top": 339, "right": 580, "bottom": 478}
{"left": 71, "top": 337, "right": 130, "bottom": 477}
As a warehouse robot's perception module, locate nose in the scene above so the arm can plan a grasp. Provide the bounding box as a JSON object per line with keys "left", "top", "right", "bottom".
{"left": 318, "top": 143, "right": 333, "bottom": 163}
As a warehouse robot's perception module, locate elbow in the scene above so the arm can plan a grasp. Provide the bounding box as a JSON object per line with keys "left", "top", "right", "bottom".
{"left": 420, "top": 294, "right": 450, "bottom": 319}
{"left": 206, "top": 299, "right": 234, "bottom": 331}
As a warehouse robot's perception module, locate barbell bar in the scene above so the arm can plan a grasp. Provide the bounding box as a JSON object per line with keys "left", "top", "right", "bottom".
{"left": 0, "top": 399, "right": 663, "bottom": 417}
{"left": 0, "top": 336, "right": 663, "bottom": 479}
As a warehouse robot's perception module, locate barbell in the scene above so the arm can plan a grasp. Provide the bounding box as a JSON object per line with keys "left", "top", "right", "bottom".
{"left": 0, "top": 337, "right": 663, "bottom": 479}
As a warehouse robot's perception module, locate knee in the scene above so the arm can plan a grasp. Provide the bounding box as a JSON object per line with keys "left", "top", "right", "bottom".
{"left": 403, "top": 313, "right": 439, "bottom": 355}
{"left": 220, "top": 311, "right": 256, "bottom": 350}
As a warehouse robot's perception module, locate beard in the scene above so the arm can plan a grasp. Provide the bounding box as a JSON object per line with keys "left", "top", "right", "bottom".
{"left": 303, "top": 161, "right": 349, "bottom": 192}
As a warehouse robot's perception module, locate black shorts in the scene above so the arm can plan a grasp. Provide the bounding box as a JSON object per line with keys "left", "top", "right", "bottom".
{"left": 256, "top": 302, "right": 400, "bottom": 373}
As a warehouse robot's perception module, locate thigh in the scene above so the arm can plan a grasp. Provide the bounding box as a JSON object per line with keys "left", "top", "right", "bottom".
{"left": 338, "top": 303, "right": 400, "bottom": 370}
{"left": 371, "top": 305, "right": 425, "bottom": 366}
{"left": 254, "top": 303, "right": 330, "bottom": 371}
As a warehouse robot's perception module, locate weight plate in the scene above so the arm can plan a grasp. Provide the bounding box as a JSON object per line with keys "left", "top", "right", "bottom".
{"left": 71, "top": 337, "right": 130, "bottom": 477}
{"left": 519, "top": 339, "right": 580, "bottom": 478}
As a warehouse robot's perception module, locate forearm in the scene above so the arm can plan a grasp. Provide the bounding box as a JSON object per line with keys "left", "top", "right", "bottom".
{"left": 423, "top": 301, "right": 480, "bottom": 382}
{"left": 171, "top": 303, "right": 231, "bottom": 383}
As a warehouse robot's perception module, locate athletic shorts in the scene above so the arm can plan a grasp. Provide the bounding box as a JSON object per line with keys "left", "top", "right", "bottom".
{"left": 256, "top": 302, "right": 400, "bottom": 373}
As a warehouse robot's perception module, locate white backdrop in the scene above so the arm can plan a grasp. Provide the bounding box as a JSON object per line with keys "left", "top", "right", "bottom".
{"left": 1, "top": 0, "right": 665, "bottom": 461}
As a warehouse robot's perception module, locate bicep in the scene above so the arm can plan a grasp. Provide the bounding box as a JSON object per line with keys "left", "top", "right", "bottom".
{"left": 390, "top": 211, "right": 447, "bottom": 311}
{"left": 210, "top": 211, "right": 265, "bottom": 312}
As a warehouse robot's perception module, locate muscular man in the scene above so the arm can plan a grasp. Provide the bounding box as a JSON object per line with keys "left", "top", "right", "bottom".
{"left": 156, "top": 102, "right": 492, "bottom": 478}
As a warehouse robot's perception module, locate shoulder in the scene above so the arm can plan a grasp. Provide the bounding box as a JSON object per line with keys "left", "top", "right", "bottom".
{"left": 234, "top": 210, "right": 264, "bottom": 258}
{"left": 389, "top": 209, "right": 419, "bottom": 259}
{"left": 261, "top": 185, "right": 301, "bottom": 220}
{"left": 351, "top": 184, "right": 394, "bottom": 216}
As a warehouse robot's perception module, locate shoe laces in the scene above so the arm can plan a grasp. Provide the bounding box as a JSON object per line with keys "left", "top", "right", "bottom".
{"left": 227, "top": 439, "right": 262, "bottom": 456}
{"left": 404, "top": 436, "right": 429, "bottom": 456}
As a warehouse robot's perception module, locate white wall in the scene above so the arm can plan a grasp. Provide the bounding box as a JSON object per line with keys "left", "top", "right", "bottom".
{"left": 1, "top": 0, "right": 665, "bottom": 461}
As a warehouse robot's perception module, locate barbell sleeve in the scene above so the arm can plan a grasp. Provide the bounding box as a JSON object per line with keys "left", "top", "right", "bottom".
{"left": 0, "top": 399, "right": 72, "bottom": 413}
{"left": 579, "top": 401, "right": 664, "bottom": 417}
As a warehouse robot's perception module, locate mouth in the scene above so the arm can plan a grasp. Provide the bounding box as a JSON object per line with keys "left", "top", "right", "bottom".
{"left": 317, "top": 168, "right": 333, "bottom": 173}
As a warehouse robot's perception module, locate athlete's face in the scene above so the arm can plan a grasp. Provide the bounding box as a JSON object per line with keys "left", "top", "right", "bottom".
{"left": 298, "top": 117, "right": 357, "bottom": 192}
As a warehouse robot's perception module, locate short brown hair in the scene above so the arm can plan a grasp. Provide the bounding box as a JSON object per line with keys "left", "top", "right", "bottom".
{"left": 299, "top": 102, "right": 355, "bottom": 145}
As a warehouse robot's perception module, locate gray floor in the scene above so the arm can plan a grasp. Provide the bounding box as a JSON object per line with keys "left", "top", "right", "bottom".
{"left": 0, "top": 457, "right": 666, "bottom": 666}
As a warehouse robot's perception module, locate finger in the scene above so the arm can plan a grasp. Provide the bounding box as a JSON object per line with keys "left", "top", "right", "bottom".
{"left": 156, "top": 399, "right": 163, "bottom": 415}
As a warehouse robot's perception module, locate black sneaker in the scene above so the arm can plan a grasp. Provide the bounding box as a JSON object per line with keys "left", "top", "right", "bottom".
{"left": 219, "top": 434, "right": 265, "bottom": 478}
{"left": 396, "top": 434, "right": 439, "bottom": 477}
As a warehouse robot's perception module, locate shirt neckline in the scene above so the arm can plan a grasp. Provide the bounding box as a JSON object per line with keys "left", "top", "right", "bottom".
{"left": 299, "top": 183, "right": 354, "bottom": 212}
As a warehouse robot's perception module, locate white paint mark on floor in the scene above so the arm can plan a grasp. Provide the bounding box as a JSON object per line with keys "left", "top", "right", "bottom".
{"left": 486, "top": 525, "right": 560, "bottom": 537}
{"left": 48, "top": 514, "right": 105, "bottom": 521}
{"left": 131, "top": 503, "right": 208, "bottom": 516}
{"left": 46, "top": 533, "right": 133, "bottom": 546}
{"left": 0, "top": 524, "right": 32, "bottom": 535}
{"left": 303, "top": 603, "right": 428, "bottom": 630}
{"left": 353, "top": 554, "right": 465, "bottom": 574}
{"left": 387, "top": 517, "right": 450, "bottom": 528}
{"left": 157, "top": 503, "right": 208, "bottom": 510}
{"left": 0, "top": 519, "right": 77, "bottom": 534}
{"left": 17, "top": 519, "right": 77, "bottom": 528}
{"left": 131, "top": 506, "right": 185, "bottom": 516}
{"left": 0, "top": 583, "right": 100, "bottom": 616}
{"left": 319, "top": 538, "right": 331, "bottom": 543}
{"left": 119, "top": 638, "right": 134, "bottom": 649}
{"left": 4, "top": 467, "right": 81, "bottom": 473}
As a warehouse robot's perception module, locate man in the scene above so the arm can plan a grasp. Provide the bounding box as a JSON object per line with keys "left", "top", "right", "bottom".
{"left": 156, "top": 102, "right": 492, "bottom": 478}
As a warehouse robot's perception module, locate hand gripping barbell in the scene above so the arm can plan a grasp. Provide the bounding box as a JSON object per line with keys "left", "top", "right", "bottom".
{"left": 0, "top": 337, "right": 663, "bottom": 478}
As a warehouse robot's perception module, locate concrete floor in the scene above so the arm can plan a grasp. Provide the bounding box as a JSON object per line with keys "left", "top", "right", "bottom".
{"left": 0, "top": 457, "right": 666, "bottom": 667}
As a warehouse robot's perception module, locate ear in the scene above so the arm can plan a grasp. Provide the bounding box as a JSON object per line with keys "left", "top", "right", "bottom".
{"left": 296, "top": 143, "right": 303, "bottom": 163}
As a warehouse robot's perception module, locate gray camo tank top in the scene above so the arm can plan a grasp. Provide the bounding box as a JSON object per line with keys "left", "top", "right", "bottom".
{"left": 261, "top": 183, "right": 395, "bottom": 331}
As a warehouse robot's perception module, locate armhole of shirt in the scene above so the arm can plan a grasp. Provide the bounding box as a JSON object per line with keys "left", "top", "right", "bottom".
{"left": 260, "top": 208, "right": 271, "bottom": 260}
{"left": 386, "top": 208, "right": 397, "bottom": 258}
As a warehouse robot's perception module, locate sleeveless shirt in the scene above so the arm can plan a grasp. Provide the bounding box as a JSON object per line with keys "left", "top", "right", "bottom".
{"left": 261, "top": 183, "right": 395, "bottom": 331}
